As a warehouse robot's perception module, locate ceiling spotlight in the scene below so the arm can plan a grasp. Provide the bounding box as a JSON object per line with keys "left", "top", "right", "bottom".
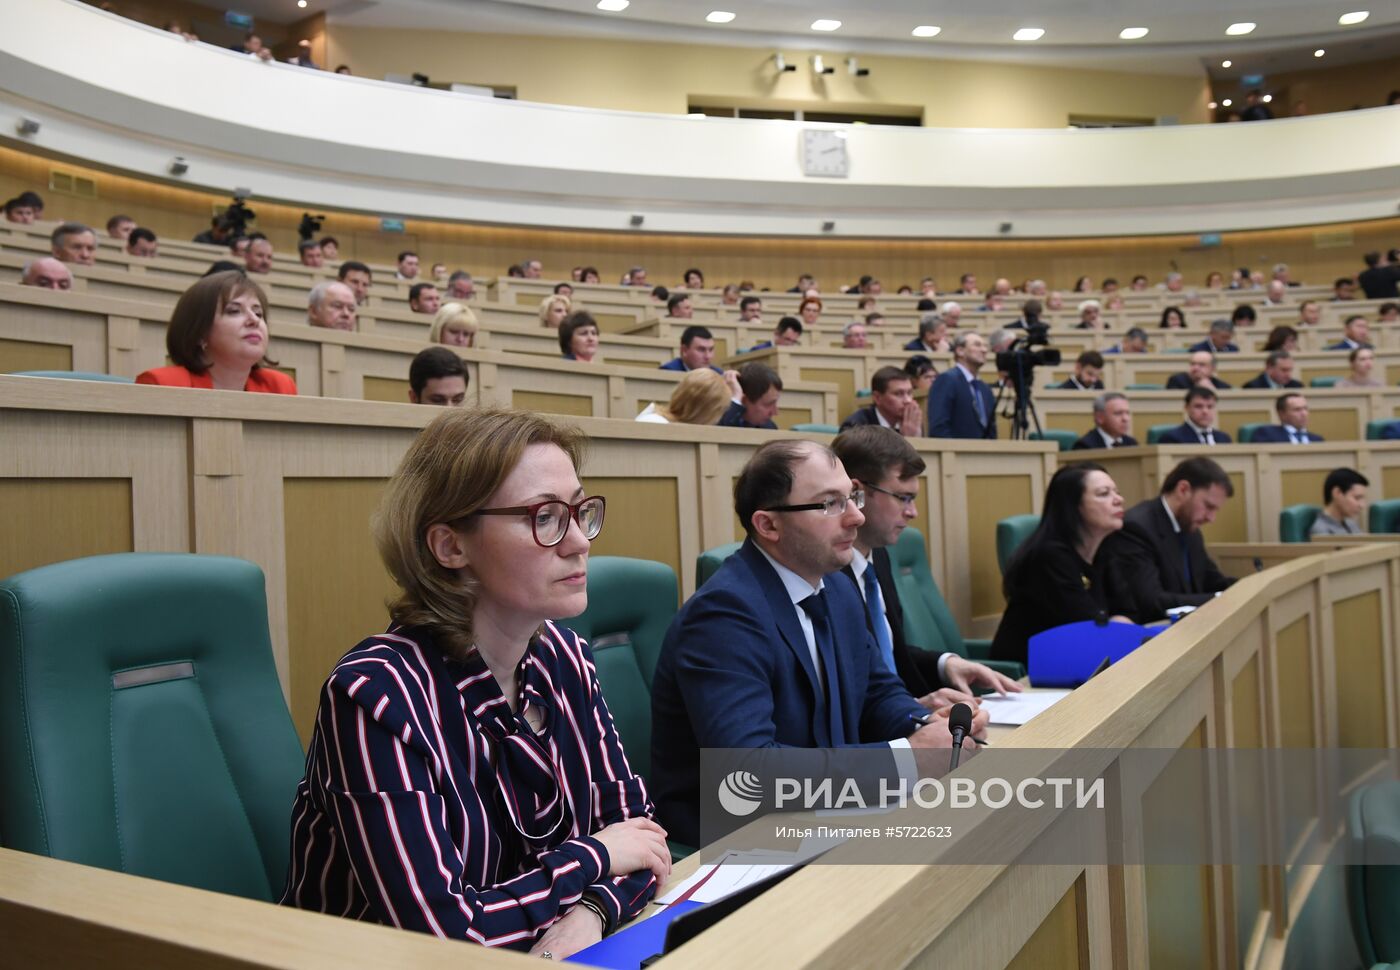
{"left": 811, "top": 55, "right": 835, "bottom": 75}
{"left": 296, "top": 0, "right": 307, "bottom": 7}
{"left": 810, "top": 19, "right": 841, "bottom": 31}
{"left": 821, "top": 221, "right": 836, "bottom": 233}
{"left": 1119, "top": 27, "right": 1149, "bottom": 40}
{"left": 1013, "top": 27, "right": 1045, "bottom": 41}
{"left": 1222, "top": 98, "right": 1233, "bottom": 107}
{"left": 911, "top": 25, "right": 941, "bottom": 37}
{"left": 1225, "top": 22, "right": 1255, "bottom": 35}
{"left": 845, "top": 57, "right": 869, "bottom": 77}
{"left": 773, "top": 52, "right": 796, "bottom": 72}
{"left": 1262, "top": 94, "right": 1273, "bottom": 103}
{"left": 629, "top": 214, "right": 644, "bottom": 227}
{"left": 15, "top": 117, "right": 40, "bottom": 137}
{"left": 1338, "top": 11, "right": 1369, "bottom": 25}
{"left": 1314, "top": 48, "right": 1326, "bottom": 57}
{"left": 169, "top": 156, "right": 189, "bottom": 176}
{"left": 705, "top": 10, "right": 735, "bottom": 23}
{"left": 1208, "top": 101, "right": 1218, "bottom": 109}
{"left": 596, "top": 0, "right": 629, "bottom": 11}
{"left": 1221, "top": 59, "right": 1232, "bottom": 68}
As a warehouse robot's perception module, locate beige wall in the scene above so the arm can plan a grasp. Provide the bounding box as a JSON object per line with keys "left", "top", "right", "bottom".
{"left": 325, "top": 27, "right": 1213, "bottom": 128}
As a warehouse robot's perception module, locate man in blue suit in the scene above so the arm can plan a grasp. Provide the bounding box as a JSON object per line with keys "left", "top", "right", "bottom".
{"left": 927, "top": 332, "right": 996, "bottom": 439}
{"left": 1188, "top": 319, "right": 1240, "bottom": 354}
{"left": 1328, "top": 315, "right": 1372, "bottom": 351}
{"left": 650, "top": 440, "right": 975, "bottom": 846}
{"left": 1156, "top": 387, "right": 1234, "bottom": 445}
{"left": 659, "top": 325, "right": 722, "bottom": 374}
{"left": 1249, "top": 392, "right": 1326, "bottom": 443}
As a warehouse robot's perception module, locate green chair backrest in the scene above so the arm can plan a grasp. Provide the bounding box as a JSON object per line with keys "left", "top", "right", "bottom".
{"left": 1146, "top": 423, "right": 1178, "bottom": 445}
{"left": 1127, "top": 383, "right": 1164, "bottom": 391}
{"left": 1237, "top": 422, "right": 1268, "bottom": 444}
{"left": 1030, "top": 429, "right": 1078, "bottom": 452}
{"left": 1279, "top": 504, "right": 1321, "bottom": 543}
{"left": 1366, "top": 419, "right": 1397, "bottom": 441}
{"left": 1346, "top": 781, "right": 1400, "bottom": 967}
{"left": 0, "top": 554, "right": 304, "bottom": 901}
{"left": 695, "top": 541, "right": 743, "bottom": 589}
{"left": 996, "top": 514, "right": 1041, "bottom": 575}
{"left": 11, "top": 370, "right": 135, "bottom": 382}
{"left": 1371, "top": 499, "right": 1400, "bottom": 534}
{"left": 855, "top": 388, "right": 872, "bottom": 399}
{"left": 563, "top": 557, "right": 678, "bottom": 778}
{"left": 888, "top": 528, "right": 962, "bottom": 656}
{"left": 792, "top": 423, "right": 839, "bottom": 434}
{"left": 1310, "top": 376, "right": 1341, "bottom": 388}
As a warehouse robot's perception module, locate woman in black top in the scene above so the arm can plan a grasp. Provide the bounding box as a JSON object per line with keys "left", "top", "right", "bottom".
{"left": 991, "top": 462, "right": 1132, "bottom": 665}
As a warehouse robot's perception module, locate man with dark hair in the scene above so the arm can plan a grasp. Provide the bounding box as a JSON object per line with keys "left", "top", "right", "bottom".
{"left": 840, "top": 366, "right": 921, "bottom": 435}
{"left": 1250, "top": 393, "right": 1324, "bottom": 443}
{"left": 1157, "top": 387, "right": 1233, "bottom": 445}
{"left": 1231, "top": 303, "right": 1257, "bottom": 329}
{"left": 1239, "top": 89, "right": 1273, "bottom": 122}
{"left": 1329, "top": 315, "right": 1372, "bottom": 351}
{"left": 1099, "top": 456, "right": 1237, "bottom": 623}
{"left": 665, "top": 293, "right": 693, "bottom": 320}
{"left": 1358, "top": 251, "right": 1399, "bottom": 300}
{"left": 106, "top": 215, "right": 135, "bottom": 240}
{"left": 650, "top": 438, "right": 977, "bottom": 845}
{"left": 719, "top": 362, "right": 783, "bottom": 429}
{"left": 125, "top": 227, "right": 158, "bottom": 258}
{"left": 1166, "top": 350, "right": 1231, "bottom": 390}
{"left": 738, "top": 295, "right": 763, "bottom": 323}
{"left": 552, "top": 281, "right": 573, "bottom": 298}
{"left": 1332, "top": 277, "right": 1356, "bottom": 301}
{"left": 408, "top": 282, "right": 440, "bottom": 315}
{"left": 3, "top": 196, "right": 38, "bottom": 224}
{"left": 1189, "top": 319, "right": 1240, "bottom": 354}
{"left": 50, "top": 222, "right": 97, "bottom": 266}
{"left": 338, "top": 260, "right": 372, "bottom": 305}
{"left": 928, "top": 332, "right": 995, "bottom": 439}
{"left": 955, "top": 272, "right": 979, "bottom": 295}
{"left": 193, "top": 216, "right": 232, "bottom": 246}
{"left": 787, "top": 273, "right": 815, "bottom": 294}
{"left": 298, "top": 239, "right": 324, "bottom": 268}
{"left": 243, "top": 233, "right": 274, "bottom": 274}
{"left": 749, "top": 317, "right": 802, "bottom": 351}
{"left": 407, "top": 347, "right": 469, "bottom": 406}
{"left": 659, "top": 325, "right": 720, "bottom": 373}
{"left": 395, "top": 251, "right": 419, "bottom": 281}
{"left": 1243, "top": 351, "right": 1303, "bottom": 389}
{"left": 1312, "top": 468, "right": 1368, "bottom": 536}
{"left": 1073, "top": 392, "right": 1137, "bottom": 449}
{"left": 1105, "top": 327, "right": 1148, "bottom": 354}
{"left": 446, "top": 270, "right": 476, "bottom": 300}
{"left": 1297, "top": 300, "right": 1322, "bottom": 327}
{"left": 832, "top": 426, "right": 1019, "bottom": 702}
{"left": 1057, "top": 350, "right": 1105, "bottom": 390}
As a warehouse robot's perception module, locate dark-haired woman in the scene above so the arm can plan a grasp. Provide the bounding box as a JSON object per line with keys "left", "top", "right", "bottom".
{"left": 990, "top": 463, "right": 1132, "bottom": 665}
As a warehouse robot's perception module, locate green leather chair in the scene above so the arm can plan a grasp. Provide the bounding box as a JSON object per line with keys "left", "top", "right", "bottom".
{"left": 1030, "top": 429, "right": 1078, "bottom": 452}
{"left": 1371, "top": 500, "right": 1400, "bottom": 534}
{"left": 11, "top": 370, "right": 135, "bottom": 382}
{"left": 889, "top": 528, "right": 1024, "bottom": 680}
{"left": 1146, "top": 423, "right": 1179, "bottom": 445}
{"left": 996, "top": 514, "right": 1041, "bottom": 576}
{"left": 0, "top": 553, "right": 303, "bottom": 901}
{"left": 563, "top": 557, "right": 678, "bottom": 779}
{"left": 1279, "top": 504, "right": 1321, "bottom": 543}
{"left": 1310, "top": 376, "right": 1341, "bottom": 388}
{"left": 1366, "top": 419, "right": 1398, "bottom": 441}
{"left": 1237, "top": 422, "right": 1268, "bottom": 444}
{"left": 695, "top": 540, "right": 743, "bottom": 589}
{"left": 792, "top": 423, "right": 839, "bottom": 434}
{"left": 1126, "top": 383, "right": 1164, "bottom": 391}
{"left": 1347, "top": 781, "right": 1400, "bottom": 968}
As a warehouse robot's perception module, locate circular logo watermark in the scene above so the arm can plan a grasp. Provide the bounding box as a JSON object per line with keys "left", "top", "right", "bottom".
{"left": 717, "top": 770, "right": 764, "bottom": 816}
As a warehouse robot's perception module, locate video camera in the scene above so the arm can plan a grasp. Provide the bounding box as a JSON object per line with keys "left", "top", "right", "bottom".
{"left": 994, "top": 322, "right": 1061, "bottom": 375}
{"left": 298, "top": 212, "right": 326, "bottom": 241}
{"left": 223, "top": 193, "right": 256, "bottom": 236}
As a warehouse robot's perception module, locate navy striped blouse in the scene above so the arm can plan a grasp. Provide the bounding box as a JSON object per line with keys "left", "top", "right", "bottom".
{"left": 280, "top": 620, "right": 658, "bottom": 949}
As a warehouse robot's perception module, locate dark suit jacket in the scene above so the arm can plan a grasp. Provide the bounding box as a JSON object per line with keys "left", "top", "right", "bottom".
{"left": 650, "top": 540, "right": 923, "bottom": 845}
{"left": 1242, "top": 374, "right": 1303, "bottom": 389}
{"left": 990, "top": 541, "right": 1109, "bottom": 665}
{"left": 1166, "top": 373, "right": 1232, "bottom": 390}
{"left": 903, "top": 338, "right": 938, "bottom": 352}
{"left": 1099, "top": 498, "right": 1235, "bottom": 623}
{"left": 839, "top": 548, "right": 947, "bottom": 698}
{"left": 1248, "top": 426, "right": 1325, "bottom": 443}
{"left": 1072, "top": 429, "right": 1139, "bottom": 450}
{"left": 1328, "top": 339, "right": 1371, "bottom": 351}
{"left": 839, "top": 405, "right": 887, "bottom": 432}
{"left": 927, "top": 369, "right": 996, "bottom": 439}
{"left": 1358, "top": 265, "right": 1400, "bottom": 300}
{"left": 1381, "top": 422, "right": 1400, "bottom": 440}
{"left": 1056, "top": 378, "right": 1105, "bottom": 390}
{"left": 1189, "top": 339, "right": 1240, "bottom": 353}
{"left": 659, "top": 358, "right": 721, "bottom": 374}
{"left": 1156, "top": 423, "right": 1232, "bottom": 445}
{"left": 717, "top": 400, "right": 776, "bottom": 430}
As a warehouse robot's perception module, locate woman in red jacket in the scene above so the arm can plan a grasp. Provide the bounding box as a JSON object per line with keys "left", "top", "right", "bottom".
{"left": 136, "top": 270, "right": 296, "bottom": 393}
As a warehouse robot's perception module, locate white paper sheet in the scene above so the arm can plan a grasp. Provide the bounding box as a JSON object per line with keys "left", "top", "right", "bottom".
{"left": 978, "top": 689, "right": 1072, "bottom": 726}
{"left": 655, "top": 849, "right": 800, "bottom": 905}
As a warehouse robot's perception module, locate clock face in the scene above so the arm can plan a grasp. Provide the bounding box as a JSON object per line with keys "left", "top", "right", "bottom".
{"left": 801, "top": 129, "right": 850, "bottom": 178}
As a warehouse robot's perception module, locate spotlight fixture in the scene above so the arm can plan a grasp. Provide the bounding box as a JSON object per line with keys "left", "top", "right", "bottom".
{"left": 629, "top": 214, "right": 644, "bottom": 227}
{"left": 845, "top": 57, "right": 869, "bottom": 77}
{"left": 596, "top": 0, "right": 629, "bottom": 11}
{"left": 1262, "top": 94, "right": 1273, "bottom": 103}
{"left": 1314, "top": 48, "right": 1325, "bottom": 57}
{"left": 773, "top": 52, "right": 796, "bottom": 72}
{"left": 1221, "top": 98, "right": 1233, "bottom": 107}
{"left": 821, "top": 221, "right": 836, "bottom": 233}
{"left": 1013, "top": 27, "right": 1045, "bottom": 41}
{"left": 168, "top": 156, "right": 189, "bottom": 176}
{"left": 706, "top": 11, "right": 735, "bottom": 24}
{"left": 1118, "top": 27, "right": 1149, "bottom": 40}
{"left": 1225, "top": 22, "right": 1255, "bottom": 35}
{"left": 1208, "top": 101, "right": 1218, "bottom": 109}
{"left": 15, "top": 117, "right": 40, "bottom": 137}
{"left": 1338, "top": 11, "right": 1369, "bottom": 25}
{"left": 911, "top": 25, "right": 941, "bottom": 38}
{"left": 811, "top": 55, "right": 835, "bottom": 75}
{"left": 296, "top": 0, "right": 307, "bottom": 7}
{"left": 810, "top": 19, "right": 841, "bottom": 31}
{"left": 1221, "top": 59, "right": 1232, "bottom": 68}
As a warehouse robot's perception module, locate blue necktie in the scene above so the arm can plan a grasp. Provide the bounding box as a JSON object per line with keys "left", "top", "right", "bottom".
{"left": 1180, "top": 532, "right": 1194, "bottom": 590}
{"left": 969, "top": 380, "right": 986, "bottom": 426}
{"left": 799, "top": 593, "right": 847, "bottom": 746}
{"left": 861, "top": 566, "right": 897, "bottom": 675}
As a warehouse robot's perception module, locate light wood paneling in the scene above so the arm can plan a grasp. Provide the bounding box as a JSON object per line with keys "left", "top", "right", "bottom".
{"left": 1230, "top": 653, "right": 1267, "bottom": 963}
{"left": 1332, "top": 590, "right": 1386, "bottom": 750}
{"left": 775, "top": 405, "right": 814, "bottom": 430}
{"left": 582, "top": 476, "right": 681, "bottom": 584}
{"left": 1144, "top": 720, "right": 1216, "bottom": 970}
{"left": 512, "top": 389, "right": 594, "bottom": 417}
{"left": 1201, "top": 472, "right": 1248, "bottom": 545}
{"left": 0, "top": 478, "right": 133, "bottom": 578}
{"left": 1275, "top": 615, "right": 1316, "bottom": 855}
{"left": 1306, "top": 408, "right": 1360, "bottom": 443}
{"left": 967, "top": 474, "right": 1034, "bottom": 616}
{"left": 362, "top": 376, "right": 412, "bottom": 404}
{"left": 1280, "top": 469, "right": 1329, "bottom": 511}
{"left": 1005, "top": 873, "right": 1088, "bottom": 970}
{"left": 0, "top": 337, "right": 72, "bottom": 373}
{"left": 801, "top": 366, "right": 859, "bottom": 420}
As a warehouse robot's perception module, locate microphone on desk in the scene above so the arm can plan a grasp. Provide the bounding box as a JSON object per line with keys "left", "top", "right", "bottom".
{"left": 1253, "top": 557, "right": 1264, "bottom": 573}
{"left": 948, "top": 703, "right": 973, "bottom": 772}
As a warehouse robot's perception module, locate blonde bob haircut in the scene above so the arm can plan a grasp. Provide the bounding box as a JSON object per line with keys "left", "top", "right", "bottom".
{"left": 373, "top": 408, "right": 586, "bottom": 657}
{"left": 538, "top": 294, "right": 573, "bottom": 328}
{"left": 429, "top": 302, "right": 479, "bottom": 344}
{"left": 658, "top": 368, "right": 730, "bottom": 425}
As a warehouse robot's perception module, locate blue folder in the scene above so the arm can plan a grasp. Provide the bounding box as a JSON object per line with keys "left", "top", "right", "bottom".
{"left": 566, "top": 901, "right": 702, "bottom": 969}
{"left": 1027, "top": 619, "right": 1160, "bottom": 687}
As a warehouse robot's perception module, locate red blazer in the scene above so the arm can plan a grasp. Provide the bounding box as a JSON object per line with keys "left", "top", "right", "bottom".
{"left": 135, "top": 365, "right": 297, "bottom": 395}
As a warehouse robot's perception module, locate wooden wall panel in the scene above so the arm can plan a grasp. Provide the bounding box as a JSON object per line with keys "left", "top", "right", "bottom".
{"left": 966, "top": 474, "right": 1034, "bottom": 617}
{"left": 512, "top": 389, "right": 595, "bottom": 417}
{"left": 1275, "top": 615, "right": 1316, "bottom": 856}
{"left": 1005, "top": 873, "right": 1088, "bottom": 970}
{"left": 361, "top": 376, "right": 412, "bottom": 405}
{"left": 581, "top": 476, "right": 681, "bottom": 585}
{"left": 0, "top": 479, "right": 133, "bottom": 578}
{"left": 1332, "top": 590, "right": 1386, "bottom": 750}
{"left": 1201, "top": 472, "right": 1248, "bottom": 545}
{"left": 0, "top": 337, "right": 73, "bottom": 373}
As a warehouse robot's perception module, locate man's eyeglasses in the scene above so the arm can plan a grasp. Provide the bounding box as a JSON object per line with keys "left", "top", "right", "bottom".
{"left": 763, "top": 490, "right": 865, "bottom": 517}
{"left": 469, "top": 496, "right": 606, "bottom": 548}
{"left": 863, "top": 482, "right": 918, "bottom": 508}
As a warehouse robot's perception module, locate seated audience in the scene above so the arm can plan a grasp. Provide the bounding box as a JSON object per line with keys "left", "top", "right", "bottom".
{"left": 1243, "top": 350, "right": 1303, "bottom": 389}
{"left": 338, "top": 260, "right": 372, "bottom": 305}
{"left": 243, "top": 233, "right": 274, "bottom": 274}
{"left": 628, "top": 266, "right": 649, "bottom": 287}
{"left": 636, "top": 368, "right": 730, "bottom": 425}
{"left": 51, "top": 222, "right": 97, "bottom": 265}
{"left": 903, "top": 355, "right": 936, "bottom": 393}
{"left": 1262, "top": 325, "right": 1299, "bottom": 353}
{"left": 318, "top": 237, "right": 339, "bottom": 260}
{"left": 1205, "top": 271, "right": 1225, "bottom": 289}
{"left": 1337, "top": 347, "right": 1381, "bottom": 388}
{"left": 1099, "top": 457, "right": 1236, "bottom": 623}
{"left": 3, "top": 196, "right": 38, "bottom": 223}
{"left": 660, "top": 325, "right": 720, "bottom": 373}
{"left": 1105, "top": 327, "right": 1149, "bottom": 354}
{"left": 840, "top": 366, "right": 920, "bottom": 436}
{"left": 1379, "top": 302, "right": 1400, "bottom": 323}
{"left": 432, "top": 262, "right": 448, "bottom": 280}
{"left": 978, "top": 294, "right": 1006, "bottom": 312}
{"left": 282, "top": 407, "right": 667, "bottom": 956}
{"left": 928, "top": 333, "right": 995, "bottom": 439}
{"left": 720, "top": 284, "right": 741, "bottom": 305}
{"left": 136, "top": 271, "right": 296, "bottom": 394}
{"left": 799, "top": 297, "right": 823, "bottom": 327}
{"left": 650, "top": 439, "right": 977, "bottom": 846}
{"left": 1005, "top": 298, "right": 1042, "bottom": 330}
{"left": 430, "top": 303, "right": 480, "bottom": 347}
{"left": 1130, "top": 274, "right": 1149, "bottom": 291}
{"left": 737, "top": 295, "right": 763, "bottom": 323}
{"left": 1262, "top": 279, "right": 1288, "bottom": 305}
{"left": 1161, "top": 272, "right": 1185, "bottom": 293}
{"left": 553, "top": 282, "right": 574, "bottom": 298}
{"left": 107, "top": 215, "right": 135, "bottom": 240}
{"left": 682, "top": 267, "right": 704, "bottom": 289}
{"left": 940, "top": 301, "right": 964, "bottom": 327}
{"left": 1189, "top": 319, "right": 1239, "bottom": 353}
{"left": 560, "top": 311, "right": 600, "bottom": 362}
{"left": 991, "top": 462, "right": 1131, "bottom": 664}
{"left": 298, "top": 240, "right": 324, "bottom": 268}
{"left": 521, "top": 258, "right": 544, "bottom": 279}
{"left": 408, "top": 282, "right": 441, "bottom": 315}
{"left": 192, "top": 216, "right": 233, "bottom": 246}
{"left": 719, "top": 362, "right": 783, "bottom": 429}
{"left": 832, "top": 426, "right": 1020, "bottom": 699}
{"left": 232, "top": 31, "right": 274, "bottom": 60}
{"left": 1057, "top": 351, "right": 1105, "bottom": 390}
{"left": 749, "top": 316, "right": 802, "bottom": 351}
{"left": 1329, "top": 315, "right": 1372, "bottom": 350}
{"left": 1311, "top": 468, "right": 1368, "bottom": 536}
{"left": 665, "top": 293, "right": 693, "bottom": 320}
{"left": 1045, "top": 291, "right": 1065, "bottom": 311}
{"left": 1296, "top": 300, "right": 1322, "bottom": 327}
{"left": 788, "top": 273, "right": 815, "bottom": 294}
{"left": 904, "top": 314, "right": 950, "bottom": 353}
{"left": 1075, "top": 300, "right": 1104, "bottom": 329}
{"left": 19, "top": 257, "right": 73, "bottom": 290}
{"left": 1166, "top": 350, "right": 1231, "bottom": 390}
{"left": 1073, "top": 392, "right": 1138, "bottom": 449}
{"left": 842, "top": 320, "right": 870, "bottom": 349}
{"left": 230, "top": 237, "right": 251, "bottom": 258}
{"left": 395, "top": 251, "right": 419, "bottom": 280}
{"left": 1157, "top": 387, "right": 1232, "bottom": 445}
{"left": 1159, "top": 306, "right": 1186, "bottom": 329}
{"left": 1332, "top": 277, "right": 1356, "bottom": 301}
{"left": 125, "top": 227, "right": 158, "bottom": 258}
{"left": 579, "top": 266, "right": 601, "bottom": 284}
{"left": 1100, "top": 277, "right": 1119, "bottom": 294}
{"left": 446, "top": 271, "right": 476, "bottom": 300}
{"left": 649, "top": 286, "right": 669, "bottom": 306}
{"left": 956, "top": 272, "right": 979, "bottom": 295}
{"left": 305, "top": 281, "right": 358, "bottom": 331}
{"left": 1250, "top": 393, "right": 1324, "bottom": 443}
{"left": 1072, "top": 275, "right": 1092, "bottom": 293}
{"left": 406, "top": 347, "right": 468, "bottom": 406}
{"left": 1231, "top": 304, "right": 1257, "bottom": 329}
{"left": 539, "top": 294, "right": 572, "bottom": 329}
{"left": 204, "top": 260, "right": 242, "bottom": 276}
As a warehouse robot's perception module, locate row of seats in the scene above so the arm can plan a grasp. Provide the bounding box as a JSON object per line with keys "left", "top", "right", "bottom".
{"left": 1030, "top": 418, "right": 1400, "bottom": 452}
